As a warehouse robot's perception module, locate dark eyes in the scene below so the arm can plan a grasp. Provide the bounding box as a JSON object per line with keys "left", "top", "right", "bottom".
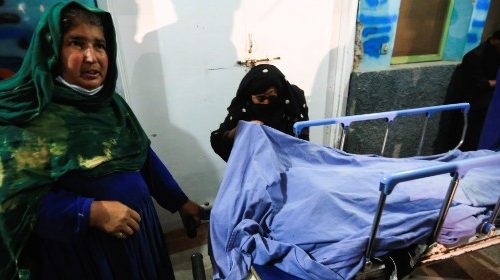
{"left": 254, "top": 95, "right": 277, "bottom": 102}
{"left": 95, "top": 42, "right": 106, "bottom": 50}
{"left": 255, "top": 95, "right": 266, "bottom": 102}
{"left": 69, "top": 40, "right": 85, "bottom": 48}
{"left": 68, "top": 40, "right": 106, "bottom": 50}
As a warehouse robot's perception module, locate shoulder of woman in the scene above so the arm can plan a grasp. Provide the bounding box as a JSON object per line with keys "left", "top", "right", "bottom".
{"left": 289, "top": 84, "right": 306, "bottom": 100}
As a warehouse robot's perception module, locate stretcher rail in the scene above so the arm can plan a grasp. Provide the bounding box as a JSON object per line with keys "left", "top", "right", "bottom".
{"left": 293, "top": 103, "right": 470, "bottom": 155}
{"left": 364, "top": 153, "right": 500, "bottom": 267}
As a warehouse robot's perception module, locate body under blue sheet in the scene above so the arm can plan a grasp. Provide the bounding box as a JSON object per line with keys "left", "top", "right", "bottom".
{"left": 210, "top": 122, "right": 499, "bottom": 280}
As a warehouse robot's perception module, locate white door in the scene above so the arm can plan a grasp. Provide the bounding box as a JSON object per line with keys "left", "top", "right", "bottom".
{"left": 97, "top": 0, "right": 357, "bottom": 230}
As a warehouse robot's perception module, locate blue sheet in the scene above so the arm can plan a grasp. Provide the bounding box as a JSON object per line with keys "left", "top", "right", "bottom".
{"left": 210, "top": 122, "right": 499, "bottom": 280}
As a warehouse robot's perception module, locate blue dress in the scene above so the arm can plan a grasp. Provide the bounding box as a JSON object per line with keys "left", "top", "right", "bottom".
{"left": 34, "top": 148, "right": 188, "bottom": 280}
{"left": 479, "top": 69, "right": 500, "bottom": 150}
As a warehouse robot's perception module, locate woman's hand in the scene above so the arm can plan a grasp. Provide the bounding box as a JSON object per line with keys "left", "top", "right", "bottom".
{"left": 225, "top": 120, "right": 263, "bottom": 140}
{"left": 250, "top": 120, "right": 264, "bottom": 125}
{"left": 225, "top": 127, "right": 237, "bottom": 140}
{"left": 179, "top": 200, "right": 202, "bottom": 226}
{"left": 89, "top": 200, "right": 141, "bottom": 239}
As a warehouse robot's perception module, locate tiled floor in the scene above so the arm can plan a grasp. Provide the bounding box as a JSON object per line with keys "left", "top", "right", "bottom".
{"left": 170, "top": 244, "right": 212, "bottom": 280}
{"left": 166, "top": 226, "right": 499, "bottom": 280}
{"left": 408, "top": 245, "right": 500, "bottom": 279}
{"left": 166, "top": 223, "right": 212, "bottom": 280}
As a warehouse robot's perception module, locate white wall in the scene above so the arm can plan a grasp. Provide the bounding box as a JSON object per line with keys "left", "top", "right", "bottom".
{"left": 97, "top": 0, "right": 357, "bottom": 231}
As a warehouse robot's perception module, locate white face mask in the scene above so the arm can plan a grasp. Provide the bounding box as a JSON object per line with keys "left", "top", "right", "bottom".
{"left": 56, "top": 76, "right": 104, "bottom": 96}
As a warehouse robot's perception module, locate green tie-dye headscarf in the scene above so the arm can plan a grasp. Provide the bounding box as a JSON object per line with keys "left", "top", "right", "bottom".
{"left": 0, "top": 2, "right": 149, "bottom": 279}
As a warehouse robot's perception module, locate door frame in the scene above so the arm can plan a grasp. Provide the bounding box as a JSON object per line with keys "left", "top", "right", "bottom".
{"left": 324, "top": 0, "right": 358, "bottom": 147}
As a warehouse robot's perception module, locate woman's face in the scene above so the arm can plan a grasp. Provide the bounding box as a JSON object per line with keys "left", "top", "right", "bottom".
{"left": 250, "top": 86, "right": 278, "bottom": 105}
{"left": 60, "top": 22, "right": 108, "bottom": 90}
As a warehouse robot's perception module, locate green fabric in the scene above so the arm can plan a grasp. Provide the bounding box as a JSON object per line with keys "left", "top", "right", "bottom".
{"left": 0, "top": 2, "right": 150, "bottom": 279}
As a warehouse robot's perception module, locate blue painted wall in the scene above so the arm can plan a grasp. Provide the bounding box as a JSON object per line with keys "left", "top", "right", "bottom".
{"left": 0, "top": 0, "right": 96, "bottom": 79}
{"left": 443, "top": 0, "right": 473, "bottom": 60}
{"left": 349, "top": 0, "right": 493, "bottom": 155}
{"left": 463, "top": 0, "right": 491, "bottom": 54}
{"left": 357, "top": 0, "right": 401, "bottom": 71}
{"left": 356, "top": 0, "right": 491, "bottom": 71}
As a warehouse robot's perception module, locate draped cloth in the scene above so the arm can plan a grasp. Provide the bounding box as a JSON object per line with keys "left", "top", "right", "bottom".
{"left": 211, "top": 122, "right": 498, "bottom": 280}
{"left": 0, "top": 2, "right": 149, "bottom": 278}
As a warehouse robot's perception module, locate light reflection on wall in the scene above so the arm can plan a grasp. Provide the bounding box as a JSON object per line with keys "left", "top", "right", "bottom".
{"left": 0, "top": 0, "right": 96, "bottom": 80}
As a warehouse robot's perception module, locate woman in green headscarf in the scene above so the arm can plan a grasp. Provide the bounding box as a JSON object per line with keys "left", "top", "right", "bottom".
{"left": 0, "top": 2, "right": 201, "bottom": 279}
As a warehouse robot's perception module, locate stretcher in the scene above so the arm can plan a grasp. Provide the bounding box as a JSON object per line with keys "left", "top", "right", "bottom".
{"left": 293, "top": 103, "right": 471, "bottom": 156}
{"left": 204, "top": 103, "right": 499, "bottom": 280}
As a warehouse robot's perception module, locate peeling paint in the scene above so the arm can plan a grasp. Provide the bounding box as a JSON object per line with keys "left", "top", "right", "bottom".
{"left": 353, "top": 22, "right": 364, "bottom": 70}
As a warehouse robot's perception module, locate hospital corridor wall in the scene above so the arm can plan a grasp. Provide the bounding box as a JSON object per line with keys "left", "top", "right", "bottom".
{"left": 95, "top": 0, "right": 358, "bottom": 231}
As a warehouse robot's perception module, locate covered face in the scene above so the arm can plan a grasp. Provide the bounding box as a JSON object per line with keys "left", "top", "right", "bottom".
{"left": 250, "top": 86, "right": 279, "bottom": 105}
{"left": 237, "top": 64, "right": 285, "bottom": 101}
{"left": 60, "top": 11, "right": 108, "bottom": 90}
{"left": 225, "top": 64, "right": 308, "bottom": 130}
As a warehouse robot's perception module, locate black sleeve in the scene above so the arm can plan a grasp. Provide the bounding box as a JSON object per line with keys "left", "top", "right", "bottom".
{"left": 210, "top": 114, "right": 238, "bottom": 162}
{"left": 292, "top": 85, "right": 310, "bottom": 141}
{"left": 462, "top": 49, "right": 491, "bottom": 91}
{"left": 299, "top": 104, "right": 310, "bottom": 141}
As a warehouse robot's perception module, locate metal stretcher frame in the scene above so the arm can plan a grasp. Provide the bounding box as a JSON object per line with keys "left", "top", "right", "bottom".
{"left": 246, "top": 154, "right": 500, "bottom": 280}
{"left": 293, "top": 103, "right": 470, "bottom": 156}
{"left": 193, "top": 104, "right": 498, "bottom": 280}
{"left": 358, "top": 154, "right": 500, "bottom": 276}
{"left": 286, "top": 103, "right": 499, "bottom": 279}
